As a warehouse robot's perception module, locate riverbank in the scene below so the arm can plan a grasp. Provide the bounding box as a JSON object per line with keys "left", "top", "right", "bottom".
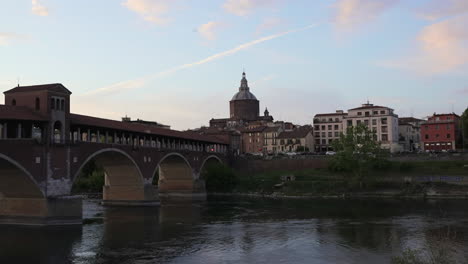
{"left": 219, "top": 160, "right": 468, "bottom": 200}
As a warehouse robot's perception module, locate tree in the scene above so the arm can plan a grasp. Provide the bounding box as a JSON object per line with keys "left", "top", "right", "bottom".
{"left": 460, "top": 107, "right": 468, "bottom": 150}
{"left": 330, "top": 124, "right": 388, "bottom": 187}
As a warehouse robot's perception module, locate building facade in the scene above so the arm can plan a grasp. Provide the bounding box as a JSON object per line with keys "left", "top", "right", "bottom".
{"left": 398, "top": 117, "right": 423, "bottom": 151}
{"left": 313, "top": 110, "right": 347, "bottom": 152}
{"left": 420, "top": 113, "right": 460, "bottom": 151}
{"left": 263, "top": 126, "right": 283, "bottom": 154}
{"left": 342, "top": 103, "right": 400, "bottom": 153}
{"left": 277, "top": 126, "right": 314, "bottom": 153}
{"left": 240, "top": 126, "right": 267, "bottom": 154}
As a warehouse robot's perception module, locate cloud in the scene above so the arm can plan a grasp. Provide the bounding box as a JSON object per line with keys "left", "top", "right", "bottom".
{"left": 198, "top": 21, "right": 225, "bottom": 41}
{"left": 223, "top": 0, "right": 277, "bottom": 16}
{"left": 417, "top": 0, "right": 468, "bottom": 20}
{"left": 380, "top": 15, "right": 468, "bottom": 74}
{"left": 32, "top": 0, "right": 49, "bottom": 16}
{"left": 85, "top": 23, "right": 319, "bottom": 96}
{"left": 0, "top": 33, "right": 25, "bottom": 46}
{"left": 331, "top": 0, "right": 399, "bottom": 31}
{"left": 122, "top": 0, "right": 171, "bottom": 25}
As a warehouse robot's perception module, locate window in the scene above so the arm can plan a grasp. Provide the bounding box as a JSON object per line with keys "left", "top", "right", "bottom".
{"left": 380, "top": 110, "right": 385, "bottom": 114}
{"left": 357, "top": 112, "right": 362, "bottom": 116}
{"left": 372, "top": 119, "right": 377, "bottom": 125}
{"left": 35, "top": 98, "right": 40, "bottom": 110}
{"left": 357, "top": 120, "right": 362, "bottom": 125}
{"left": 60, "top": 99, "right": 64, "bottom": 110}
{"left": 321, "top": 132, "right": 326, "bottom": 137}
{"left": 329, "top": 118, "right": 333, "bottom": 122}
{"left": 315, "top": 139, "right": 320, "bottom": 145}
{"left": 381, "top": 118, "right": 387, "bottom": 125}
{"left": 328, "top": 132, "right": 332, "bottom": 137}
{"left": 321, "top": 139, "right": 326, "bottom": 144}
{"left": 364, "top": 120, "right": 369, "bottom": 126}
{"left": 315, "top": 125, "right": 319, "bottom": 130}
{"left": 321, "top": 125, "right": 325, "bottom": 130}
{"left": 381, "top": 134, "right": 388, "bottom": 141}
{"left": 425, "top": 134, "right": 429, "bottom": 139}
{"left": 315, "top": 132, "right": 320, "bottom": 137}
{"left": 11, "top": 99, "right": 16, "bottom": 106}
{"left": 328, "top": 125, "right": 332, "bottom": 130}
{"left": 335, "top": 118, "right": 339, "bottom": 122}
{"left": 365, "top": 111, "right": 370, "bottom": 116}
{"left": 373, "top": 111, "right": 378, "bottom": 115}
{"left": 334, "top": 125, "right": 339, "bottom": 130}
{"left": 381, "top": 126, "right": 388, "bottom": 133}
{"left": 334, "top": 132, "right": 339, "bottom": 137}
{"left": 436, "top": 134, "right": 439, "bottom": 138}
{"left": 51, "top": 98, "right": 55, "bottom": 109}
{"left": 347, "top": 120, "right": 353, "bottom": 126}
{"left": 447, "top": 125, "right": 451, "bottom": 130}
{"left": 447, "top": 133, "right": 451, "bottom": 138}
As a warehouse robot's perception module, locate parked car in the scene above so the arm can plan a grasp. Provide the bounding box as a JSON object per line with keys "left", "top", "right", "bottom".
{"left": 325, "top": 151, "right": 336, "bottom": 156}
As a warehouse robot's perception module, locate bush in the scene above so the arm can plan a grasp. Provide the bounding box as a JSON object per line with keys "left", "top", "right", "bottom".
{"left": 72, "top": 160, "right": 105, "bottom": 193}
{"left": 203, "top": 163, "right": 238, "bottom": 192}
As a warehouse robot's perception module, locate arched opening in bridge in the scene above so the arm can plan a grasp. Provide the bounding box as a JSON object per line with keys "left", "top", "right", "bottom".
{"left": 72, "top": 149, "right": 154, "bottom": 203}
{"left": 200, "top": 156, "right": 236, "bottom": 192}
{"left": 53, "top": 121, "right": 62, "bottom": 143}
{"left": 0, "top": 154, "right": 44, "bottom": 199}
{"left": 156, "top": 154, "right": 194, "bottom": 193}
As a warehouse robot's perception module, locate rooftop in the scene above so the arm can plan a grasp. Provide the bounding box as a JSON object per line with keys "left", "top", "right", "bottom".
{"left": 0, "top": 105, "right": 48, "bottom": 121}
{"left": 4, "top": 83, "right": 72, "bottom": 95}
{"left": 69, "top": 113, "right": 227, "bottom": 144}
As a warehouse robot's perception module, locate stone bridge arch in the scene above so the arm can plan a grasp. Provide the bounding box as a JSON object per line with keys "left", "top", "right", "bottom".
{"left": 73, "top": 148, "right": 157, "bottom": 205}
{"left": 199, "top": 155, "right": 224, "bottom": 176}
{"left": 0, "top": 153, "right": 44, "bottom": 199}
{"left": 154, "top": 152, "right": 195, "bottom": 194}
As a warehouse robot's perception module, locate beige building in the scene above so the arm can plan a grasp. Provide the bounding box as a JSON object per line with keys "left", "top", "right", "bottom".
{"left": 277, "top": 126, "right": 314, "bottom": 152}
{"left": 263, "top": 126, "right": 283, "bottom": 154}
{"left": 398, "top": 117, "right": 423, "bottom": 152}
{"left": 313, "top": 110, "right": 347, "bottom": 152}
{"left": 343, "top": 103, "right": 401, "bottom": 153}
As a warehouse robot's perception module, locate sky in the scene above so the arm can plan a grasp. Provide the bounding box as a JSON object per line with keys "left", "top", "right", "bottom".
{"left": 0, "top": 0, "right": 468, "bottom": 130}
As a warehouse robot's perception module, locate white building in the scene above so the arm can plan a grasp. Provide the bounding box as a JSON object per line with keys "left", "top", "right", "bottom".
{"left": 343, "top": 103, "right": 401, "bottom": 153}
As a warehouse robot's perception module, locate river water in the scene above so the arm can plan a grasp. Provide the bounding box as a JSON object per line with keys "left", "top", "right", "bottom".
{"left": 1, "top": 197, "right": 468, "bottom": 264}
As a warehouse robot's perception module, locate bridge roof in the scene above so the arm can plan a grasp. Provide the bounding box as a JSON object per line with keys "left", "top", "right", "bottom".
{"left": 0, "top": 105, "right": 48, "bottom": 121}
{"left": 70, "top": 114, "right": 228, "bottom": 144}
{"left": 4, "top": 83, "right": 72, "bottom": 95}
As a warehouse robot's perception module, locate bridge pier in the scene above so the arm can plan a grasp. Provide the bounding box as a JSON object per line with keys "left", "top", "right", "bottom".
{"left": 0, "top": 196, "right": 82, "bottom": 226}
{"left": 102, "top": 184, "right": 160, "bottom": 206}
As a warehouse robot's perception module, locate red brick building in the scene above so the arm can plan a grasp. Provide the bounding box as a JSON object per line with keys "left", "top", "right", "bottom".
{"left": 240, "top": 126, "right": 267, "bottom": 154}
{"left": 421, "top": 113, "right": 460, "bottom": 151}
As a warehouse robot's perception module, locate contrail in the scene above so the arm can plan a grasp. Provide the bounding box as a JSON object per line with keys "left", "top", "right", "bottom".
{"left": 84, "top": 23, "right": 319, "bottom": 96}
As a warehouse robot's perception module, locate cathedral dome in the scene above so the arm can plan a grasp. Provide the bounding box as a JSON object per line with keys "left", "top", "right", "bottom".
{"left": 231, "top": 90, "right": 257, "bottom": 100}
{"left": 230, "top": 72, "right": 258, "bottom": 101}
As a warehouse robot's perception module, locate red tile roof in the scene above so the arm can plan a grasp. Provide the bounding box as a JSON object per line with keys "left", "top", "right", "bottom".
{"left": 4, "top": 83, "right": 72, "bottom": 95}
{"left": 69, "top": 113, "right": 227, "bottom": 144}
{"left": 0, "top": 105, "right": 48, "bottom": 121}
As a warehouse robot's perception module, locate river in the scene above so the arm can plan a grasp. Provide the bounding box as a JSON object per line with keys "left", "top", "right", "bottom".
{"left": 1, "top": 197, "right": 468, "bottom": 264}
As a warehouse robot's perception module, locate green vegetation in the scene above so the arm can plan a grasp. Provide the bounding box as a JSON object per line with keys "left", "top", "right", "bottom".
{"left": 461, "top": 107, "right": 468, "bottom": 150}
{"left": 72, "top": 160, "right": 105, "bottom": 193}
{"left": 330, "top": 124, "right": 389, "bottom": 188}
{"left": 203, "top": 163, "right": 238, "bottom": 192}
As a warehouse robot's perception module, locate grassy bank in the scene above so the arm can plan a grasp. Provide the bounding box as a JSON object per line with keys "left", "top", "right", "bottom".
{"left": 206, "top": 160, "right": 468, "bottom": 197}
